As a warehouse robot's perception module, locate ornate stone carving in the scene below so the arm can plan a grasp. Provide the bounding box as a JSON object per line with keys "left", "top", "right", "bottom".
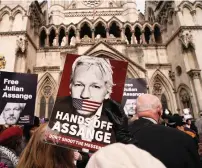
{"left": 0, "top": 55, "right": 6, "bottom": 69}
{"left": 188, "top": 70, "right": 201, "bottom": 79}
{"left": 181, "top": 93, "right": 190, "bottom": 102}
{"left": 169, "top": 70, "right": 175, "bottom": 81}
{"left": 16, "top": 35, "right": 28, "bottom": 55}
{"left": 153, "top": 78, "right": 162, "bottom": 95}
{"left": 43, "top": 84, "right": 53, "bottom": 98}
{"left": 82, "top": 0, "right": 102, "bottom": 7}
{"left": 72, "top": 3, "right": 76, "bottom": 9}
{"left": 81, "top": 35, "right": 92, "bottom": 42}
{"left": 179, "top": 30, "right": 194, "bottom": 49}
{"left": 64, "top": 11, "right": 122, "bottom": 17}
{"left": 180, "top": 89, "right": 190, "bottom": 102}
{"left": 33, "top": 66, "right": 60, "bottom": 73}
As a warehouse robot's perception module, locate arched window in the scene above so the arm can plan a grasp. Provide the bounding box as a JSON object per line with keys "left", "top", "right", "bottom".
{"left": 49, "top": 29, "right": 56, "bottom": 46}
{"left": 48, "top": 96, "right": 54, "bottom": 117}
{"left": 80, "top": 23, "right": 92, "bottom": 39}
{"left": 161, "top": 94, "right": 168, "bottom": 111}
{"left": 68, "top": 28, "right": 76, "bottom": 45}
{"left": 154, "top": 26, "right": 162, "bottom": 43}
{"left": 144, "top": 26, "right": 151, "bottom": 44}
{"left": 109, "top": 22, "right": 121, "bottom": 38}
{"left": 125, "top": 26, "right": 132, "bottom": 44}
{"left": 0, "top": 14, "right": 10, "bottom": 32}
{"left": 38, "top": 76, "right": 57, "bottom": 119}
{"left": 40, "top": 96, "right": 46, "bottom": 118}
{"left": 134, "top": 26, "right": 141, "bottom": 44}
{"left": 58, "top": 28, "right": 65, "bottom": 46}
{"left": 12, "top": 13, "right": 23, "bottom": 31}
{"left": 39, "top": 29, "right": 47, "bottom": 47}
{"left": 95, "top": 22, "right": 106, "bottom": 38}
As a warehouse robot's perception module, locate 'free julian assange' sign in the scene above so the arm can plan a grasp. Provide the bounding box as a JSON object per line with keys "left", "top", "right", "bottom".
{"left": 121, "top": 78, "right": 147, "bottom": 116}
{"left": 0, "top": 71, "right": 38, "bottom": 125}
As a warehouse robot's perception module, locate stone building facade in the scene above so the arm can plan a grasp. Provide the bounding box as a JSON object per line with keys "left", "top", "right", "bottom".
{"left": 0, "top": 0, "right": 202, "bottom": 119}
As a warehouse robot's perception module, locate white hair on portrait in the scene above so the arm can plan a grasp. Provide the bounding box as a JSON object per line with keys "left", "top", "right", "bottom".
{"left": 3, "top": 103, "right": 26, "bottom": 111}
{"left": 70, "top": 56, "right": 115, "bottom": 96}
{"left": 16, "top": 103, "right": 26, "bottom": 110}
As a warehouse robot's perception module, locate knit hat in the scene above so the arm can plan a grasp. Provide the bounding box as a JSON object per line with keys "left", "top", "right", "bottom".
{"left": 0, "top": 126, "right": 23, "bottom": 144}
{"left": 85, "top": 143, "right": 166, "bottom": 168}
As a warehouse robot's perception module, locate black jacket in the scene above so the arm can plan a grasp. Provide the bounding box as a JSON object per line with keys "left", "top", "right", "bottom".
{"left": 129, "top": 118, "right": 201, "bottom": 168}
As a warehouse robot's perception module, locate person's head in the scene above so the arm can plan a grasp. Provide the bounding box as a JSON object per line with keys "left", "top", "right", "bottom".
{"left": 0, "top": 126, "right": 23, "bottom": 152}
{"left": 167, "top": 114, "right": 185, "bottom": 128}
{"left": 70, "top": 56, "right": 114, "bottom": 116}
{"left": 86, "top": 143, "right": 166, "bottom": 168}
{"left": 23, "top": 116, "right": 40, "bottom": 143}
{"left": 17, "top": 123, "right": 75, "bottom": 168}
{"left": 186, "top": 119, "right": 192, "bottom": 125}
{"left": 136, "top": 94, "right": 162, "bottom": 123}
{"left": 2, "top": 102, "right": 26, "bottom": 125}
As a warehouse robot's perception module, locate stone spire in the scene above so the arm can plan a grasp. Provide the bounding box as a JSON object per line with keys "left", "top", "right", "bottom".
{"left": 122, "top": 0, "right": 138, "bottom": 22}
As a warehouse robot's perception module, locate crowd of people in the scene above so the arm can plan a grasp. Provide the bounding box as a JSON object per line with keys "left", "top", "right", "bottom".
{"left": 0, "top": 56, "right": 202, "bottom": 168}
{"left": 0, "top": 94, "right": 201, "bottom": 168}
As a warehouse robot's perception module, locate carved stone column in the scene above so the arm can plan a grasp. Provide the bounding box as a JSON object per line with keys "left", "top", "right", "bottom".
{"left": 168, "top": 71, "right": 180, "bottom": 114}
{"left": 92, "top": 29, "right": 95, "bottom": 42}
{"left": 190, "top": 10, "right": 197, "bottom": 25}
{"left": 121, "top": 28, "right": 125, "bottom": 41}
{"left": 188, "top": 69, "right": 202, "bottom": 116}
{"left": 76, "top": 29, "right": 80, "bottom": 43}
{"left": 141, "top": 30, "right": 146, "bottom": 44}
{"left": 46, "top": 33, "right": 49, "bottom": 47}
{"left": 106, "top": 28, "right": 109, "bottom": 38}
{"left": 66, "top": 32, "right": 69, "bottom": 46}
{"left": 151, "top": 30, "right": 155, "bottom": 44}
{"left": 131, "top": 30, "right": 135, "bottom": 44}
{"left": 55, "top": 32, "right": 59, "bottom": 46}
{"left": 9, "top": 16, "right": 14, "bottom": 31}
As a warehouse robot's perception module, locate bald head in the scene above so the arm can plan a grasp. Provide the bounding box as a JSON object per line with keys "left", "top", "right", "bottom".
{"left": 136, "top": 94, "right": 162, "bottom": 123}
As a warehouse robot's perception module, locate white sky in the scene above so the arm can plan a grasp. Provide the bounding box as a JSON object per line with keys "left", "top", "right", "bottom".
{"left": 136, "top": 0, "right": 145, "bottom": 13}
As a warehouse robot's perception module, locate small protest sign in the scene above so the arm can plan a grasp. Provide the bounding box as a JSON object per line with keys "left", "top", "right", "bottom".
{"left": 122, "top": 78, "right": 147, "bottom": 116}
{"left": 0, "top": 71, "right": 38, "bottom": 125}
{"left": 44, "top": 54, "right": 128, "bottom": 153}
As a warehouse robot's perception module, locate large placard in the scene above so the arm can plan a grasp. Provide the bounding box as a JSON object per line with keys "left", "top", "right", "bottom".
{"left": 45, "top": 54, "right": 128, "bottom": 153}
{"left": 0, "top": 71, "right": 38, "bottom": 125}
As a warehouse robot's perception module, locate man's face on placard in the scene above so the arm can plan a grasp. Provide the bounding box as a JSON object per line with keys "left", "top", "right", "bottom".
{"left": 2, "top": 103, "right": 24, "bottom": 125}
{"left": 124, "top": 99, "right": 136, "bottom": 115}
{"left": 71, "top": 64, "right": 109, "bottom": 115}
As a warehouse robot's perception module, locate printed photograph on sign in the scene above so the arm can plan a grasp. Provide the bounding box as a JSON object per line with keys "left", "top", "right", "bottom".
{"left": 122, "top": 78, "right": 147, "bottom": 116}
{"left": 0, "top": 71, "right": 38, "bottom": 125}
{"left": 45, "top": 54, "right": 128, "bottom": 153}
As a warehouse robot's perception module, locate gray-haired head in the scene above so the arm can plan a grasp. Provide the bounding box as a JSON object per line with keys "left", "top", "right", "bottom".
{"left": 136, "top": 94, "right": 162, "bottom": 123}
{"left": 70, "top": 56, "right": 115, "bottom": 97}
